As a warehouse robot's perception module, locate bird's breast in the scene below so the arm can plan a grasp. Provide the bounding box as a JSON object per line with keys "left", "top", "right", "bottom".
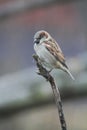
{"left": 34, "top": 43, "right": 57, "bottom": 69}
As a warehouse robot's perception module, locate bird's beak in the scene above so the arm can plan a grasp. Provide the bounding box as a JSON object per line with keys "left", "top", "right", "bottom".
{"left": 34, "top": 38, "right": 40, "bottom": 44}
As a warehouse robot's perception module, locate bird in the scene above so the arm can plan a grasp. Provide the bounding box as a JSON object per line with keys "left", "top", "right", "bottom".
{"left": 34, "top": 30, "right": 74, "bottom": 80}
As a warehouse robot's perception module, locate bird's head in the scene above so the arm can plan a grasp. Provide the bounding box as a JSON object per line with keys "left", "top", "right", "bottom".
{"left": 34, "top": 30, "right": 51, "bottom": 45}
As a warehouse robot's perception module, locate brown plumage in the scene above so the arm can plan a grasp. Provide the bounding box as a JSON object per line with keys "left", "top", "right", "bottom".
{"left": 34, "top": 30, "right": 74, "bottom": 80}
{"left": 44, "top": 40, "right": 68, "bottom": 69}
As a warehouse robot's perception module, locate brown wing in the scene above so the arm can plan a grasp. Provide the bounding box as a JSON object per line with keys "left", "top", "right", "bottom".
{"left": 43, "top": 39, "right": 68, "bottom": 69}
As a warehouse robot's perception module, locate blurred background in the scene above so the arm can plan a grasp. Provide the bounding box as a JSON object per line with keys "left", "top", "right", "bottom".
{"left": 0, "top": 0, "right": 87, "bottom": 130}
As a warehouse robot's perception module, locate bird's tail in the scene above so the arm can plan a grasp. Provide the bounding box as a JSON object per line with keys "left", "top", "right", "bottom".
{"left": 56, "top": 61, "right": 74, "bottom": 80}
{"left": 62, "top": 66, "right": 75, "bottom": 80}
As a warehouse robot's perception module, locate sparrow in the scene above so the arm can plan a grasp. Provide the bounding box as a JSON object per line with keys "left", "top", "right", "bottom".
{"left": 34, "top": 30, "right": 74, "bottom": 80}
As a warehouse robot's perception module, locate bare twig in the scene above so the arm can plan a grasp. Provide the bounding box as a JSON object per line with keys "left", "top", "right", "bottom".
{"left": 33, "top": 54, "right": 67, "bottom": 130}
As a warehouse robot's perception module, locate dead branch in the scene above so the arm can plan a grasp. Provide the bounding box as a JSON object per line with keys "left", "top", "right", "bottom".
{"left": 33, "top": 54, "right": 67, "bottom": 130}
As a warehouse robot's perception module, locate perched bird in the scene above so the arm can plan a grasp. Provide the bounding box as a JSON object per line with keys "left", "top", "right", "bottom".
{"left": 34, "top": 30, "right": 74, "bottom": 80}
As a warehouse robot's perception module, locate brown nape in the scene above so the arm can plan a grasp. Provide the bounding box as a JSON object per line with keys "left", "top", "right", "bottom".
{"left": 44, "top": 32, "right": 48, "bottom": 38}
{"left": 40, "top": 32, "right": 48, "bottom": 39}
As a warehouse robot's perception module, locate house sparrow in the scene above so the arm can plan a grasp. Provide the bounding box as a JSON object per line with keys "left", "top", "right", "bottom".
{"left": 34, "top": 30, "right": 74, "bottom": 80}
